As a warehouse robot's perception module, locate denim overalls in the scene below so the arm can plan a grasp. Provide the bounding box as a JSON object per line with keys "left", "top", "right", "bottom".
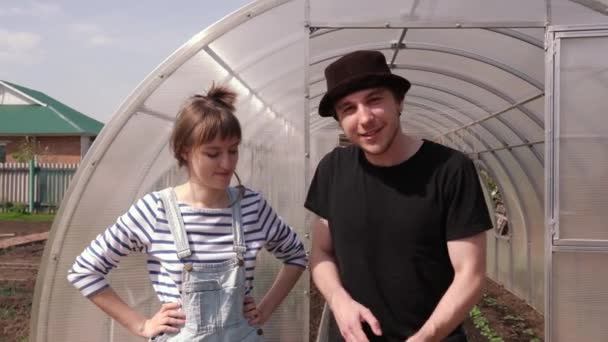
{"left": 153, "top": 187, "right": 264, "bottom": 341}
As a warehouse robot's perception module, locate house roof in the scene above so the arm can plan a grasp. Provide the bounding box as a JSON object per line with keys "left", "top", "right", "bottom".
{"left": 0, "top": 81, "right": 104, "bottom": 136}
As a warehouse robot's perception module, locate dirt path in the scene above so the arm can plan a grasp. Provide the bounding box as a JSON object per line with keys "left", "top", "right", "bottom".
{"left": 0, "top": 220, "right": 52, "bottom": 237}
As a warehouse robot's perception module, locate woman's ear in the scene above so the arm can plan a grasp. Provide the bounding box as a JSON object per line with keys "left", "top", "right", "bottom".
{"left": 180, "top": 147, "right": 191, "bottom": 164}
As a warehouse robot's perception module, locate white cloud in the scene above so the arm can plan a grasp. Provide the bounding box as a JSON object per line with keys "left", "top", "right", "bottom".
{"left": 69, "top": 23, "right": 99, "bottom": 34}
{"left": 88, "top": 34, "right": 113, "bottom": 47}
{"left": 0, "top": 29, "right": 42, "bottom": 63}
{"left": 30, "top": 2, "right": 62, "bottom": 17}
{"left": 0, "top": 7, "right": 25, "bottom": 16}
{"left": 0, "top": 2, "right": 61, "bottom": 17}
{"left": 68, "top": 23, "right": 115, "bottom": 47}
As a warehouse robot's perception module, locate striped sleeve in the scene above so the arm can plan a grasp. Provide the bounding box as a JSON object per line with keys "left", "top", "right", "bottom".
{"left": 67, "top": 193, "right": 158, "bottom": 297}
{"left": 258, "top": 197, "right": 308, "bottom": 269}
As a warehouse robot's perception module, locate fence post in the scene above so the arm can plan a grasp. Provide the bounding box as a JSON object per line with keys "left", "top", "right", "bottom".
{"left": 29, "top": 159, "right": 35, "bottom": 213}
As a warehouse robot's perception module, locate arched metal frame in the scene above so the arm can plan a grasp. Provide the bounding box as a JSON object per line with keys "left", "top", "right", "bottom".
{"left": 309, "top": 59, "right": 544, "bottom": 131}
{"left": 404, "top": 101, "right": 542, "bottom": 207}
{"left": 311, "top": 43, "right": 543, "bottom": 90}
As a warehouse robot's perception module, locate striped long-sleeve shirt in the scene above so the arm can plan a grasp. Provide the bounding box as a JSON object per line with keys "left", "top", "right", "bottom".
{"left": 68, "top": 188, "right": 308, "bottom": 303}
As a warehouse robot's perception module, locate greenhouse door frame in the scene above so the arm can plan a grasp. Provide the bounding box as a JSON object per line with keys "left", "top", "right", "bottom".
{"left": 546, "top": 24, "right": 608, "bottom": 342}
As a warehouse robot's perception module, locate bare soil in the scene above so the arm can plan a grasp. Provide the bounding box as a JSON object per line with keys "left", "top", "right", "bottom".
{"left": 0, "top": 242, "right": 45, "bottom": 342}
{"left": 0, "top": 220, "right": 50, "bottom": 342}
{"left": 471, "top": 280, "right": 544, "bottom": 341}
{"left": 0, "top": 220, "right": 51, "bottom": 238}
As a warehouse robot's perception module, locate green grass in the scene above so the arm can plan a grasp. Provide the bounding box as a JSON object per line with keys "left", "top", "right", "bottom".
{"left": 0, "top": 212, "right": 55, "bottom": 222}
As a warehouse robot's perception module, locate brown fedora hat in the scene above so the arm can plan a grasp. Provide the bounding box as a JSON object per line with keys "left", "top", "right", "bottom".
{"left": 318, "top": 50, "right": 411, "bottom": 118}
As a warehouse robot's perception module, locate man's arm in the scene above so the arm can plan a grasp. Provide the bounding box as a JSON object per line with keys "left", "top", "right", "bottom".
{"left": 310, "top": 217, "right": 382, "bottom": 341}
{"left": 408, "top": 231, "right": 487, "bottom": 342}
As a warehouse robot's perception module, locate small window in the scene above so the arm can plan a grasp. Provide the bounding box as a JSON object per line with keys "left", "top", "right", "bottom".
{"left": 495, "top": 202, "right": 509, "bottom": 236}
{"left": 0, "top": 144, "right": 6, "bottom": 163}
{"left": 479, "top": 169, "right": 509, "bottom": 237}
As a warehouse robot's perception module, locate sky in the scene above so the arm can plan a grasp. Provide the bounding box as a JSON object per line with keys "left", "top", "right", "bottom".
{"left": 1, "top": 0, "right": 252, "bottom": 123}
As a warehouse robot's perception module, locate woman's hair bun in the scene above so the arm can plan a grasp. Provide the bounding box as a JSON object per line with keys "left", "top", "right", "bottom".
{"left": 206, "top": 83, "right": 237, "bottom": 109}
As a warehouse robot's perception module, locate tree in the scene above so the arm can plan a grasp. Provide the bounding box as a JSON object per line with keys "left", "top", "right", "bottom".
{"left": 11, "top": 136, "right": 39, "bottom": 162}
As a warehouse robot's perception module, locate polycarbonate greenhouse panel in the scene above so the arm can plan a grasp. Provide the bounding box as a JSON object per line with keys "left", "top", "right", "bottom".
{"left": 310, "top": 28, "right": 402, "bottom": 59}
{"left": 208, "top": 0, "right": 303, "bottom": 70}
{"left": 557, "top": 33, "right": 608, "bottom": 241}
{"left": 143, "top": 50, "right": 231, "bottom": 117}
{"left": 208, "top": 0, "right": 307, "bottom": 133}
{"left": 394, "top": 46, "right": 540, "bottom": 100}
{"left": 402, "top": 28, "right": 544, "bottom": 86}
{"left": 551, "top": 0, "right": 608, "bottom": 25}
{"left": 309, "top": 0, "right": 546, "bottom": 27}
{"left": 41, "top": 112, "right": 174, "bottom": 340}
{"left": 551, "top": 250, "right": 608, "bottom": 341}
{"left": 496, "top": 236, "right": 512, "bottom": 286}
{"left": 485, "top": 234, "right": 497, "bottom": 279}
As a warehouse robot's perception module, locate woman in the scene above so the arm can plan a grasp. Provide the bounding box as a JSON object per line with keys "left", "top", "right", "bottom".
{"left": 68, "top": 84, "right": 307, "bottom": 341}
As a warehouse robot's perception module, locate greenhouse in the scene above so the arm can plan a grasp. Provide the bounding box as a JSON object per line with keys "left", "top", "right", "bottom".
{"left": 30, "top": 0, "right": 608, "bottom": 341}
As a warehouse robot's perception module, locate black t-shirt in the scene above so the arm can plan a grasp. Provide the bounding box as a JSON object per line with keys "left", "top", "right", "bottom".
{"left": 305, "top": 140, "right": 492, "bottom": 341}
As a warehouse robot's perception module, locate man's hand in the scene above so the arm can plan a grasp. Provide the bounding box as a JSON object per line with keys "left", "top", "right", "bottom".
{"left": 405, "top": 330, "right": 437, "bottom": 342}
{"left": 330, "top": 289, "right": 382, "bottom": 342}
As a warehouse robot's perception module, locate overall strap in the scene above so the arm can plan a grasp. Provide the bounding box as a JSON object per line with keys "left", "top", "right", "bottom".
{"left": 158, "top": 188, "right": 192, "bottom": 260}
{"left": 227, "top": 187, "right": 246, "bottom": 260}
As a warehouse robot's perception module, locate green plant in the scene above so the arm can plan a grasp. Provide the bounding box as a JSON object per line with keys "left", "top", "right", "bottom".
{"left": 482, "top": 296, "right": 499, "bottom": 307}
{"left": 503, "top": 314, "right": 525, "bottom": 322}
{"left": 470, "top": 306, "right": 504, "bottom": 342}
{"left": 8, "top": 203, "right": 28, "bottom": 214}
{"left": 523, "top": 328, "right": 541, "bottom": 341}
{"left": 1, "top": 201, "right": 13, "bottom": 211}
{"left": 0, "top": 286, "right": 14, "bottom": 297}
{"left": 0, "top": 307, "right": 16, "bottom": 320}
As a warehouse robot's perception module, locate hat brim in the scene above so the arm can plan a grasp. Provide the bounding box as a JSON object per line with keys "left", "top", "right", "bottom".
{"left": 318, "top": 73, "right": 411, "bottom": 118}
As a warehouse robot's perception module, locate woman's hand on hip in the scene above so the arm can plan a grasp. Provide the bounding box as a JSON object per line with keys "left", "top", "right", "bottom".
{"left": 139, "top": 302, "right": 186, "bottom": 338}
{"left": 243, "top": 295, "right": 267, "bottom": 326}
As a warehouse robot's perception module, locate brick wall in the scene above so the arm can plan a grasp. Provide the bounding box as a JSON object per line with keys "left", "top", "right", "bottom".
{"left": 0, "top": 136, "right": 86, "bottom": 163}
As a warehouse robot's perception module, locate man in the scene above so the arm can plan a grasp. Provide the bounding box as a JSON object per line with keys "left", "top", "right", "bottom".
{"left": 306, "top": 50, "right": 492, "bottom": 342}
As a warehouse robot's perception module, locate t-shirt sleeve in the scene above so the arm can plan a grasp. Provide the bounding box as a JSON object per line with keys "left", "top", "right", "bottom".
{"left": 304, "top": 153, "right": 333, "bottom": 219}
{"left": 444, "top": 156, "right": 493, "bottom": 241}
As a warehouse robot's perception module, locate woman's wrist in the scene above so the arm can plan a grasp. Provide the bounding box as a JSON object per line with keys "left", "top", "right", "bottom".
{"left": 257, "top": 298, "right": 276, "bottom": 325}
{"left": 130, "top": 316, "right": 149, "bottom": 338}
